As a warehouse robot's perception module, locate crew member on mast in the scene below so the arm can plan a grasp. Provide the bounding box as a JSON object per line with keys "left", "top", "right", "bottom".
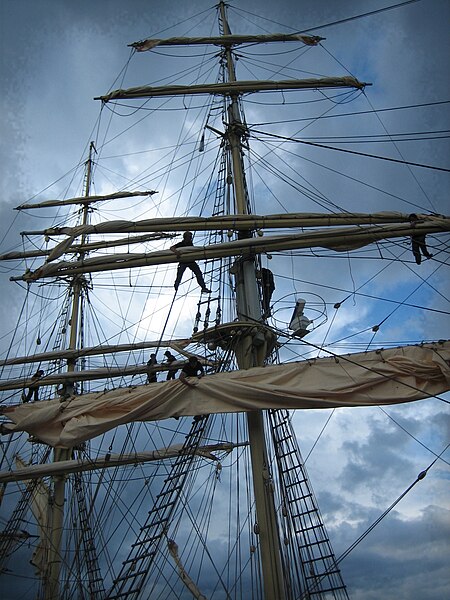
{"left": 22, "top": 369, "right": 44, "bottom": 403}
{"left": 164, "top": 350, "right": 178, "bottom": 380}
{"left": 147, "top": 353, "right": 158, "bottom": 383}
{"left": 170, "top": 232, "right": 211, "bottom": 293}
{"left": 261, "top": 267, "right": 275, "bottom": 317}
{"left": 409, "top": 214, "right": 433, "bottom": 264}
{"left": 179, "top": 356, "right": 205, "bottom": 388}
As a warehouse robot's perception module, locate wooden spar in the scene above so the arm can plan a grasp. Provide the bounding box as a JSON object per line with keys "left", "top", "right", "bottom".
{"left": 96, "top": 76, "right": 368, "bottom": 102}
{"left": 0, "top": 358, "right": 216, "bottom": 392}
{"left": 0, "top": 443, "right": 242, "bottom": 483}
{"left": 15, "top": 190, "right": 157, "bottom": 210}
{"left": 19, "top": 211, "right": 422, "bottom": 238}
{"left": 0, "top": 338, "right": 191, "bottom": 367}
{"left": 12, "top": 219, "right": 450, "bottom": 282}
{"left": 0, "top": 232, "right": 176, "bottom": 262}
{"left": 130, "top": 33, "right": 324, "bottom": 51}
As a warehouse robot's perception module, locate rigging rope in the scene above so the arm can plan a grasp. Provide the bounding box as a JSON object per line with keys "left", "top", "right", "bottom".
{"left": 250, "top": 100, "right": 450, "bottom": 127}
{"left": 251, "top": 128, "right": 450, "bottom": 173}
{"left": 299, "top": 443, "right": 449, "bottom": 600}
{"left": 337, "top": 446, "right": 449, "bottom": 563}
{"left": 233, "top": 0, "right": 424, "bottom": 36}
{"left": 378, "top": 406, "right": 450, "bottom": 467}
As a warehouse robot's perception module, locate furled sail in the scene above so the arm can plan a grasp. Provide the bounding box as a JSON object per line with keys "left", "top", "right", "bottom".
{"left": 15, "top": 190, "right": 157, "bottom": 210}
{"left": 97, "top": 77, "right": 367, "bottom": 103}
{"left": 26, "top": 212, "right": 418, "bottom": 238}
{"left": 0, "top": 232, "right": 174, "bottom": 262}
{"left": 2, "top": 342, "right": 449, "bottom": 447}
{"left": 130, "top": 33, "right": 324, "bottom": 52}
{"left": 14, "top": 218, "right": 450, "bottom": 282}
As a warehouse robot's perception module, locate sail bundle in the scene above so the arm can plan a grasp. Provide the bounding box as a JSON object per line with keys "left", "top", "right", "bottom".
{"left": 98, "top": 77, "right": 367, "bottom": 103}
{"left": 130, "top": 33, "right": 324, "bottom": 52}
{"left": 14, "top": 190, "right": 157, "bottom": 210}
{"left": 24, "top": 211, "right": 420, "bottom": 237}
{"left": 2, "top": 341, "right": 449, "bottom": 447}
{"left": 13, "top": 217, "right": 450, "bottom": 281}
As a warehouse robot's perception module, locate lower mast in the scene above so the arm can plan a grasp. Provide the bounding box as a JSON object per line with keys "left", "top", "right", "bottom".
{"left": 233, "top": 257, "right": 287, "bottom": 599}
{"left": 218, "top": 3, "right": 287, "bottom": 597}
{"left": 44, "top": 143, "right": 95, "bottom": 600}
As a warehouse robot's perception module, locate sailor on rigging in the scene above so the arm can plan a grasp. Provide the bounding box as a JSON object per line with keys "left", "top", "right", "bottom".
{"left": 179, "top": 356, "right": 205, "bottom": 388}
{"left": 409, "top": 213, "right": 433, "bottom": 264}
{"left": 22, "top": 369, "right": 44, "bottom": 403}
{"left": 164, "top": 350, "right": 178, "bottom": 380}
{"left": 260, "top": 267, "right": 275, "bottom": 317}
{"left": 170, "top": 231, "right": 211, "bottom": 293}
{"left": 147, "top": 353, "right": 158, "bottom": 383}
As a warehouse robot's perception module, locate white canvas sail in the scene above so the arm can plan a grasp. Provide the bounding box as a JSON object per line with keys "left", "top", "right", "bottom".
{"left": 2, "top": 342, "right": 449, "bottom": 447}
{"left": 14, "top": 218, "right": 450, "bottom": 282}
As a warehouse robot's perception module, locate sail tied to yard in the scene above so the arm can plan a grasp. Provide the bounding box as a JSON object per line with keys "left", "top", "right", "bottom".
{"left": 2, "top": 341, "right": 449, "bottom": 447}
{"left": 130, "top": 33, "right": 325, "bottom": 52}
{"left": 10, "top": 217, "right": 450, "bottom": 281}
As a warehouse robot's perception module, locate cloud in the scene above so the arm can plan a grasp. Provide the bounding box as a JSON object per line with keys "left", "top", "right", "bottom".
{"left": 337, "top": 504, "right": 450, "bottom": 600}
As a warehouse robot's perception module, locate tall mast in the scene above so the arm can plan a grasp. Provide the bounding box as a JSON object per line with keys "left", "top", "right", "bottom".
{"left": 218, "top": 3, "right": 286, "bottom": 599}
{"left": 45, "top": 142, "right": 96, "bottom": 600}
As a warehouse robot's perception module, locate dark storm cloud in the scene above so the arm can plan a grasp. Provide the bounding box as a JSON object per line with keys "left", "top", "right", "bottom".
{"left": 340, "top": 419, "right": 416, "bottom": 488}
{"left": 339, "top": 504, "right": 450, "bottom": 600}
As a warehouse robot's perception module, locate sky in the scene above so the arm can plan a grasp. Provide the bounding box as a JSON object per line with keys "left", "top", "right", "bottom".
{"left": 0, "top": 1, "right": 449, "bottom": 599}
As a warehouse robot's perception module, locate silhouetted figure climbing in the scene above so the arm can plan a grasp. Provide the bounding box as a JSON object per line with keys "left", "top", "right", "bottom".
{"left": 147, "top": 353, "right": 158, "bottom": 383}
{"left": 164, "top": 350, "right": 178, "bottom": 380}
{"left": 409, "top": 214, "right": 433, "bottom": 265}
{"left": 22, "top": 370, "right": 44, "bottom": 403}
{"left": 170, "top": 232, "right": 211, "bottom": 293}
{"left": 261, "top": 268, "right": 275, "bottom": 317}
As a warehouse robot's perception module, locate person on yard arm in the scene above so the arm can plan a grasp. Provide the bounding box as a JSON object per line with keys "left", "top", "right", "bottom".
{"left": 170, "top": 231, "right": 211, "bottom": 293}
{"left": 409, "top": 213, "right": 433, "bottom": 265}
{"left": 164, "top": 350, "right": 178, "bottom": 380}
{"left": 22, "top": 369, "right": 44, "bottom": 403}
{"left": 179, "top": 356, "right": 205, "bottom": 388}
{"left": 147, "top": 353, "right": 158, "bottom": 383}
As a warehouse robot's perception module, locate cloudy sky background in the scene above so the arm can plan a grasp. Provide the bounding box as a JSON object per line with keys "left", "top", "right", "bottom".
{"left": 0, "top": 1, "right": 449, "bottom": 599}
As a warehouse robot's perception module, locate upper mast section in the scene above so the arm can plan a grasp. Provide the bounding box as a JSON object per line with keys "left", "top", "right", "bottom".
{"left": 96, "top": 10, "right": 367, "bottom": 103}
